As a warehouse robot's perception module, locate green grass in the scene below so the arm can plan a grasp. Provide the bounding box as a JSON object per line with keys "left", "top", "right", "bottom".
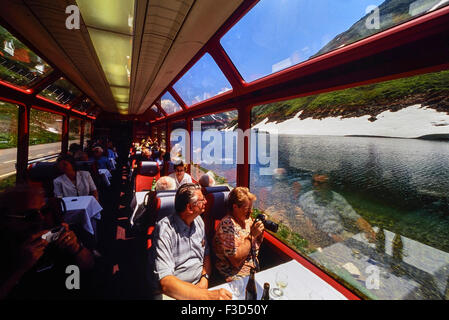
{"left": 0, "top": 174, "right": 16, "bottom": 193}
{"left": 250, "top": 70, "right": 449, "bottom": 125}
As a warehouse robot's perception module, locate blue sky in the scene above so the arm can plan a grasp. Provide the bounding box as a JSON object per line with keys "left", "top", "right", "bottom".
{"left": 172, "top": 0, "right": 386, "bottom": 105}
{"left": 221, "top": 0, "right": 385, "bottom": 82}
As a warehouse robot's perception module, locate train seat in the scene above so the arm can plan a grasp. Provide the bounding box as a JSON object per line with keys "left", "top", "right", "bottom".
{"left": 202, "top": 186, "right": 231, "bottom": 245}
{"left": 27, "top": 162, "right": 61, "bottom": 198}
{"left": 134, "top": 161, "right": 160, "bottom": 192}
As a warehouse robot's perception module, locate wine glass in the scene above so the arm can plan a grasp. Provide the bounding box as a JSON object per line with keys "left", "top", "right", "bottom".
{"left": 271, "top": 271, "right": 288, "bottom": 298}
{"left": 229, "top": 277, "right": 244, "bottom": 299}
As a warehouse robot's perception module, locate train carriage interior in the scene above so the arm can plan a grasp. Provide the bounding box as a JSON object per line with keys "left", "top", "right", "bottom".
{"left": 0, "top": 0, "right": 449, "bottom": 300}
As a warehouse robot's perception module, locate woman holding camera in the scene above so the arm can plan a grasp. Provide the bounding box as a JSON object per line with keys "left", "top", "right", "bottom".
{"left": 212, "top": 187, "right": 264, "bottom": 282}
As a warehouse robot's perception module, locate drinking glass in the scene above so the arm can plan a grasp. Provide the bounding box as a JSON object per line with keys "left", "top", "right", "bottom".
{"left": 271, "top": 272, "right": 288, "bottom": 298}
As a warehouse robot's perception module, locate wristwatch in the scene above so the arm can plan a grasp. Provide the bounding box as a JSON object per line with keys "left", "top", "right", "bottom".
{"left": 200, "top": 273, "right": 210, "bottom": 281}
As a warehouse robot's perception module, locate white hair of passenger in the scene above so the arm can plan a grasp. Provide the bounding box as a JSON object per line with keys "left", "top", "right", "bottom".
{"left": 199, "top": 173, "right": 215, "bottom": 188}
{"left": 155, "top": 176, "right": 176, "bottom": 191}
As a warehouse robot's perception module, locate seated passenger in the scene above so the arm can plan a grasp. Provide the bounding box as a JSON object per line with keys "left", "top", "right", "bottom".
{"left": 0, "top": 185, "right": 95, "bottom": 299}
{"left": 155, "top": 176, "right": 176, "bottom": 191}
{"left": 199, "top": 172, "right": 215, "bottom": 188}
{"left": 213, "top": 187, "right": 264, "bottom": 282}
{"left": 53, "top": 155, "right": 99, "bottom": 201}
{"left": 168, "top": 161, "right": 192, "bottom": 189}
{"left": 141, "top": 147, "right": 152, "bottom": 161}
{"left": 74, "top": 150, "right": 89, "bottom": 161}
{"left": 151, "top": 183, "right": 232, "bottom": 300}
{"left": 90, "top": 146, "right": 110, "bottom": 170}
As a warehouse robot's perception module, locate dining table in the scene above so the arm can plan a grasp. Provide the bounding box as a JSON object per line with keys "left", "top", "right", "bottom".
{"left": 62, "top": 195, "right": 103, "bottom": 237}
{"left": 210, "top": 259, "right": 347, "bottom": 300}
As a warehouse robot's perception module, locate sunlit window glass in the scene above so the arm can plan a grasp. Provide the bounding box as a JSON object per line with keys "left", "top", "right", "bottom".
{"left": 0, "top": 102, "right": 18, "bottom": 191}
{"left": 191, "top": 110, "right": 238, "bottom": 188}
{"left": 221, "top": 0, "right": 449, "bottom": 82}
{"left": 160, "top": 92, "right": 182, "bottom": 115}
{"left": 0, "top": 25, "right": 53, "bottom": 88}
{"left": 250, "top": 69, "right": 449, "bottom": 299}
{"left": 173, "top": 53, "right": 232, "bottom": 106}
{"left": 29, "top": 109, "right": 62, "bottom": 159}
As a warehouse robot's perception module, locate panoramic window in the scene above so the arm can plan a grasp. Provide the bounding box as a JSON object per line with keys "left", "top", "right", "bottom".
{"left": 69, "top": 117, "right": 81, "bottom": 145}
{"left": 84, "top": 121, "right": 92, "bottom": 144}
{"left": 29, "top": 108, "right": 62, "bottom": 158}
{"left": 38, "top": 77, "right": 81, "bottom": 105}
{"left": 250, "top": 69, "right": 449, "bottom": 299}
{"left": 191, "top": 110, "right": 238, "bottom": 188}
{"left": 150, "top": 104, "right": 163, "bottom": 118}
{"left": 173, "top": 53, "right": 232, "bottom": 106}
{"left": 0, "top": 25, "right": 53, "bottom": 88}
{"left": 160, "top": 92, "right": 182, "bottom": 115}
{"left": 221, "top": 0, "right": 449, "bottom": 82}
{"left": 0, "top": 102, "right": 18, "bottom": 191}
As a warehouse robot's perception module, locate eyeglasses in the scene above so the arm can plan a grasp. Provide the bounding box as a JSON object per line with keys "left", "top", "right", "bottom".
{"left": 176, "top": 169, "right": 185, "bottom": 173}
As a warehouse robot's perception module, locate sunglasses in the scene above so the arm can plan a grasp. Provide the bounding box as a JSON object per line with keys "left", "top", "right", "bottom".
{"left": 5, "top": 208, "right": 42, "bottom": 221}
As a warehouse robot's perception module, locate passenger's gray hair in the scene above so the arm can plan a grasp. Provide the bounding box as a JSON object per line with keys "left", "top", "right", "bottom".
{"left": 174, "top": 183, "right": 201, "bottom": 213}
{"left": 199, "top": 173, "right": 215, "bottom": 188}
{"left": 155, "top": 176, "right": 176, "bottom": 191}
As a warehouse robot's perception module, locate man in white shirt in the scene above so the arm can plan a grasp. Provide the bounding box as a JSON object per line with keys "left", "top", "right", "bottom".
{"left": 168, "top": 161, "right": 192, "bottom": 189}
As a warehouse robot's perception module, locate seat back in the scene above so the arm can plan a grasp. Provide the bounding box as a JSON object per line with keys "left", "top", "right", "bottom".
{"left": 27, "top": 162, "right": 61, "bottom": 198}
{"left": 202, "top": 186, "right": 231, "bottom": 245}
{"left": 135, "top": 161, "right": 160, "bottom": 192}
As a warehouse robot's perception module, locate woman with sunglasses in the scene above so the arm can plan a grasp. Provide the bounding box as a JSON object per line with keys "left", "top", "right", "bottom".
{"left": 168, "top": 160, "right": 192, "bottom": 189}
{"left": 0, "top": 185, "right": 95, "bottom": 299}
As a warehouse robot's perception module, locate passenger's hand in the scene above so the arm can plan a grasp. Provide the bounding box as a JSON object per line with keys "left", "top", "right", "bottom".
{"left": 250, "top": 220, "right": 264, "bottom": 239}
{"left": 209, "top": 288, "right": 232, "bottom": 300}
{"left": 54, "top": 223, "right": 81, "bottom": 255}
{"left": 18, "top": 230, "right": 49, "bottom": 271}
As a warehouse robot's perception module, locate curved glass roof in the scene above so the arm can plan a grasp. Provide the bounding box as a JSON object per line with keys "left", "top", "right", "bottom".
{"left": 221, "top": 0, "right": 449, "bottom": 82}
{"left": 173, "top": 53, "right": 232, "bottom": 106}
{"left": 0, "top": 25, "right": 53, "bottom": 88}
{"left": 160, "top": 91, "right": 182, "bottom": 115}
{"left": 38, "top": 77, "right": 81, "bottom": 105}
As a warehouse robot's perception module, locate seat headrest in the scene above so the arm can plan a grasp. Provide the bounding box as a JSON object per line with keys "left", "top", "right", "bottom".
{"left": 156, "top": 195, "right": 176, "bottom": 221}
{"left": 156, "top": 190, "right": 177, "bottom": 197}
{"left": 27, "top": 162, "right": 60, "bottom": 181}
{"left": 203, "top": 186, "right": 230, "bottom": 194}
{"left": 138, "top": 161, "right": 159, "bottom": 176}
{"left": 75, "top": 161, "right": 94, "bottom": 172}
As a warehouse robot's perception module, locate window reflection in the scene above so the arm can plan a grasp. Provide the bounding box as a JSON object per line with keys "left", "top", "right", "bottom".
{"left": 250, "top": 69, "right": 449, "bottom": 299}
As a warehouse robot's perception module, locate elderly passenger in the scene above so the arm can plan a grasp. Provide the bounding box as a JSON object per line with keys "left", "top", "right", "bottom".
{"left": 90, "top": 146, "right": 109, "bottom": 170}
{"left": 199, "top": 173, "right": 215, "bottom": 188}
{"left": 168, "top": 161, "right": 192, "bottom": 189}
{"left": 151, "top": 183, "right": 232, "bottom": 300}
{"left": 155, "top": 176, "right": 176, "bottom": 191}
{"left": 213, "top": 187, "right": 264, "bottom": 282}
{"left": 53, "top": 155, "right": 98, "bottom": 201}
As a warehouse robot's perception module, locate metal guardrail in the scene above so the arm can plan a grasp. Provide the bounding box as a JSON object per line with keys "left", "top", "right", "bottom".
{"left": 27, "top": 153, "right": 59, "bottom": 165}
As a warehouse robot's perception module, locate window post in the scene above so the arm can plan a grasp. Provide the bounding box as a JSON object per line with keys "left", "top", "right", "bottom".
{"left": 237, "top": 105, "right": 251, "bottom": 188}
{"left": 16, "top": 104, "right": 30, "bottom": 185}
{"left": 62, "top": 114, "right": 69, "bottom": 154}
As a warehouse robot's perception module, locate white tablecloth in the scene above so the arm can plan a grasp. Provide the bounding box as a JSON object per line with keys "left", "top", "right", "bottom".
{"left": 63, "top": 196, "right": 103, "bottom": 235}
{"left": 98, "top": 169, "right": 112, "bottom": 186}
{"left": 210, "top": 260, "right": 347, "bottom": 300}
{"left": 130, "top": 191, "right": 148, "bottom": 226}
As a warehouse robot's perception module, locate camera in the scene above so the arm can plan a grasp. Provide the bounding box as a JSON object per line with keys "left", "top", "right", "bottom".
{"left": 254, "top": 214, "right": 279, "bottom": 233}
